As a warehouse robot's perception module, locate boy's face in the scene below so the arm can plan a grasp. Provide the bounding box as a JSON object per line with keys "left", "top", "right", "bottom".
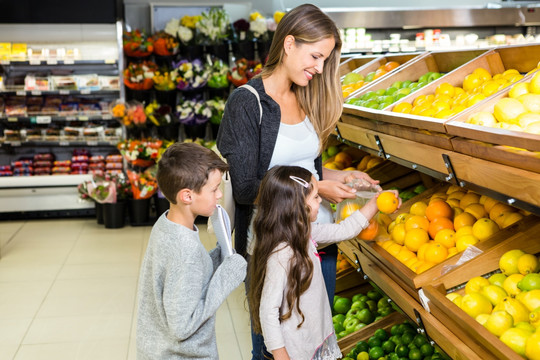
{"left": 191, "top": 169, "right": 223, "bottom": 217}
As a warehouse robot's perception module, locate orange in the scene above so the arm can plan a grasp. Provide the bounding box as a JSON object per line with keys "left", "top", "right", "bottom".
{"left": 456, "top": 234, "right": 479, "bottom": 252}
{"left": 455, "top": 225, "right": 474, "bottom": 238}
{"left": 380, "top": 240, "right": 395, "bottom": 250}
{"left": 405, "top": 215, "right": 430, "bottom": 232}
{"left": 340, "top": 202, "right": 361, "bottom": 220}
{"left": 434, "top": 228, "right": 456, "bottom": 248}
{"left": 454, "top": 212, "right": 477, "bottom": 230}
{"left": 435, "top": 83, "right": 456, "bottom": 97}
{"left": 425, "top": 243, "right": 449, "bottom": 264}
{"left": 447, "top": 191, "right": 466, "bottom": 201}
{"left": 417, "top": 242, "right": 430, "bottom": 262}
{"left": 425, "top": 200, "right": 454, "bottom": 221}
{"left": 404, "top": 228, "right": 430, "bottom": 252}
{"left": 416, "top": 261, "right": 436, "bottom": 274}
{"left": 404, "top": 257, "right": 419, "bottom": 270}
{"left": 376, "top": 192, "right": 399, "bottom": 214}
{"left": 391, "top": 223, "right": 407, "bottom": 245}
{"left": 396, "top": 247, "right": 416, "bottom": 264}
{"left": 374, "top": 68, "right": 388, "bottom": 80}
{"left": 431, "top": 99, "right": 451, "bottom": 113}
{"left": 358, "top": 219, "right": 380, "bottom": 241}
{"left": 483, "top": 197, "right": 500, "bottom": 213}
{"left": 430, "top": 192, "right": 448, "bottom": 202}
{"left": 387, "top": 220, "right": 397, "bottom": 233}
{"left": 447, "top": 247, "right": 459, "bottom": 258}
{"left": 472, "top": 218, "right": 499, "bottom": 241}
{"left": 464, "top": 203, "right": 488, "bottom": 220}
{"left": 489, "top": 203, "right": 517, "bottom": 221}
{"left": 418, "top": 108, "right": 437, "bottom": 117}
{"left": 393, "top": 102, "right": 413, "bottom": 114}
{"left": 395, "top": 213, "right": 411, "bottom": 224}
{"left": 434, "top": 108, "right": 454, "bottom": 119}
{"left": 384, "top": 61, "right": 400, "bottom": 72}
{"left": 410, "top": 201, "right": 428, "bottom": 216}
{"left": 502, "top": 212, "right": 524, "bottom": 228}
{"left": 334, "top": 152, "right": 353, "bottom": 168}
{"left": 459, "top": 192, "right": 481, "bottom": 209}
{"left": 387, "top": 243, "right": 403, "bottom": 257}
{"left": 338, "top": 259, "right": 351, "bottom": 271}
{"left": 446, "top": 198, "right": 460, "bottom": 208}
{"left": 428, "top": 217, "right": 455, "bottom": 239}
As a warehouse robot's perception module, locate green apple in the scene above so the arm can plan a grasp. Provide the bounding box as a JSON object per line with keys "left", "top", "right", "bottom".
{"left": 351, "top": 300, "right": 367, "bottom": 310}
{"left": 343, "top": 72, "right": 364, "bottom": 85}
{"left": 379, "top": 95, "right": 395, "bottom": 103}
{"left": 385, "top": 87, "right": 398, "bottom": 96}
{"left": 428, "top": 72, "right": 443, "bottom": 82}
{"left": 418, "top": 72, "right": 433, "bottom": 84}
{"left": 361, "top": 91, "right": 377, "bottom": 101}
{"left": 391, "top": 80, "right": 403, "bottom": 89}
{"left": 344, "top": 317, "right": 360, "bottom": 333}
{"left": 396, "top": 87, "right": 412, "bottom": 96}
{"left": 408, "top": 81, "right": 418, "bottom": 89}
{"left": 395, "top": 93, "right": 408, "bottom": 101}
{"left": 375, "top": 88, "right": 386, "bottom": 96}
{"left": 401, "top": 80, "right": 412, "bottom": 89}
{"left": 364, "top": 72, "right": 376, "bottom": 82}
{"left": 364, "top": 100, "right": 380, "bottom": 109}
{"left": 352, "top": 293, "right": 364, "bottom": 303}
{"left": 417, "top": 81, "right": 428, "bottom": 88}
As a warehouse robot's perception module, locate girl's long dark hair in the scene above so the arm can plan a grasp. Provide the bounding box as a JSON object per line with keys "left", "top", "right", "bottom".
{"left": 248, "top": 166, "right": 314, "bottom": 333}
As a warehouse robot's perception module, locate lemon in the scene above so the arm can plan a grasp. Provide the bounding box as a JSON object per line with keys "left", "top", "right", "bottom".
{"left": 391, "top": 223, "right": 407, "bottom": 245}
{"left": 460, "top": 293, "right": 493, "bottom": 318}
{"left": 500, "top": 249, "right": 526, "bottom": 275}
{"left": 484, "top": 310, "right": 514, "bottom": 337}
{"left": 467, "top": 111, "right": 497, "bottom": 127}
{"left": 476, "top": 313, "right": 491, "bottom": 325}
{"left": 521, "top": 290, "right": 540, "bottom": 312}
{"left": 509, "top": 82, "right": 530, "bottom": 98}
{"left": 518, "top": 93, "right": 540, "bottom": 113}
{"left": 503, "top": 274, "right": 525, "bottom": 297}
{"left": 482, "top": 284, "right": 508, "bottom": 306}
{"left": 472, "top": 218, "right": 499, "bottom": 241}
{"left": 446, "top": 292, "right": 463, "bottom": 307}
{"left": 515, "top": 321, "right": 536, "bottom": 333}
{"left": 529, "top": 71, "right": 540, "bottom": 94}
{"left": 494, "top": 98, "right": 526, "bottom": 124}
{"left": 489, "top": 273, "right": 508, "bottom": 287}
{"left": 455, "top": 226, "right": 473, "bottom": 238}
{"left": 494, "top": 297, "right": 530, "bottom": 323}
{"left": 465, "top": 276, "right": 491, "bottom": 295}
{"left": 500, "top": 327, "right": 531, "bottom": 356}
{"left": 518, "top": 254, "right": 540, "bottom": 275}
{"left": 409, "top": 201, "right": 428, "bottom": 216}
{"left": 525, "top": 332, "right": 540, "bottom": 360}
{"left": 530, "top": 307, "right": 540, "bottom": 328}
{"left": 456, "top": 234, "right": 479, "bottom": 252}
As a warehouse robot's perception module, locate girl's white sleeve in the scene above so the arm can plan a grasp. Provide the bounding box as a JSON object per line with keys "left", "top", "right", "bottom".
{"left": 259, "top": 247, "right": 290, "bottom": 352}
{"left": 311, "top": 210, "right": 369, "bottom": 245}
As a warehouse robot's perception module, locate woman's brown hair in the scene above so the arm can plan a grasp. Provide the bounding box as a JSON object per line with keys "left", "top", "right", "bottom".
{"left": 247, "top": 165, "right": 315, "bottom": 333}
{"left": 260, "top": 4, "right": 343, "bottom": 152}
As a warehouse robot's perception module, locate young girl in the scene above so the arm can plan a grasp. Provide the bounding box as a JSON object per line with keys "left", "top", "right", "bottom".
{"left": 247, "top": 166, "right": 399, "bottom": 360}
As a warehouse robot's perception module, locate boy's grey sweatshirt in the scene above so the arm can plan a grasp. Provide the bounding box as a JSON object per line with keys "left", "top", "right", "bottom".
{"left": 136, "top": 213, "right": 247, "bottom": 359}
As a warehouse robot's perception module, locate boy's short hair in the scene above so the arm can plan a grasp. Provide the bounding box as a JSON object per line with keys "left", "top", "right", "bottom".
{"left": 157, "top": 142, "right": 228, "bottom": 204}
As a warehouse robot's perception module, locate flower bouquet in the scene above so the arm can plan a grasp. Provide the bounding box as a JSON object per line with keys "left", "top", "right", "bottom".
{"left": 117, "top": 138, "right": 163, "bottom": 168}
{"left": 232, "top": 18, "right": 256, "bottom": 60}
{"left": 165, "top": 15, "right": 203, "bottom": 60}
{"left": 152, "top": 31, "right": 179, "bottom": 56}
{"left": 123, "top": 61, "right": 158, "bottom": 90}
{"left": 227, "top": 58, "right": 262, "bottom": 87}
{"left": 206, "top": 97, "right": 226, "bottom": 125}
{"left": 145, "top": 100, "right": 178, "bottom": 141}
{"left": 171, "top": 59, "right": 210, "bottom": 91}
{"left": 176, "top": 99, "right": 211, "bottom": 139}
{"left": 123, "top": 29, "right": 154, "bottom": 57}
{"left": 126, "top": 166, "right": 158, "bottom": 200}
{"left": 153, "top": 70, "right": 177, "bottom": 91}
{"left": 207, "top": 58, "right": 229, "bottom": 89}
{"left": 79, "top": 172, "right": 130, "bottom": 204}
{"left": 196, "top": 7, "right": 230, "bottom": 46}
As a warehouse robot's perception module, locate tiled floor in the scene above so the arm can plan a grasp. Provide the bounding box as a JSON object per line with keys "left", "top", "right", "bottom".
{"left": 0, "top": 218, "right": 252, "bottom": 360}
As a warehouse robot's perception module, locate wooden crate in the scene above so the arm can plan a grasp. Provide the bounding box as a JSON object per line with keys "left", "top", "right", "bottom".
{"left": 339, "top": 55, "right": 380, "bottom": 77}
{"left": 494, "top": 43, "right": 540, "bottom": 73}
{"left": 343, "top": 49, "right": 496, "bottom": 132}
{"left": 445, "top": 70, "right": 540, "bottom": 152}
{"left": 358, "top": 182, "right": 539, "bottom": 294}
{"left": 335, "top": 265, "right": 367, "bottom": 294}
{"left": 451, "top": 137, "right": 540, "bottom": 173}
{"left": 340, "top": 112, "right": 454, "bottom": 150}
{"left": 422, "top": 224, "right": 540, "bottom": 359}
{"left": 356, "top": 250, "right": 484, "bottom": 360}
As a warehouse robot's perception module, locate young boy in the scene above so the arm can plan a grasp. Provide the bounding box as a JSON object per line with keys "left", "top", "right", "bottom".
{"left": 136, "top": 142, "right": 247, "bottom": 359}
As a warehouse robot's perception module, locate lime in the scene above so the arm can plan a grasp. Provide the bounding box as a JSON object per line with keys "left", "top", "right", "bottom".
{"left": 390, "top": 324, "right": 401, "bottom": 336}
{"left": 356, "top": 352, "right": 369, "bottom": 360}
{"left": 420, "top": 343, "right": 435, "bottom": 356}
{"left": 398, "top": 322, "right": 415, "bottom": 334}
{"left": 413, "top": 334, "right": 428, "bottom": 348}
{"left": 389, "top": 335, "right": 402, "bottom": 346}
{"left": 388, "top": 354, "right": 399, "bottom": 360}
{"left": 368, "top": 336, "right": 382, "bottom": 348}
{"left": 394, "top": 344, "right": 408, "bottom": 357}
{"left": 409, "top": 347, "right": 423, "bottom": 360}
{"left": 382, "top": 340, "right": 396, "bottom": 354}
{"left": 400, "top": 331, "right": 415, "bottom": 344}
{"left": 355, "top": 341, "right": 369, "bottom": 353}
{"left": 374, "top": 328, "right": 389, "bottom": 341}
{"left": 368, "top": 346, "right": 384, "bottom": 360}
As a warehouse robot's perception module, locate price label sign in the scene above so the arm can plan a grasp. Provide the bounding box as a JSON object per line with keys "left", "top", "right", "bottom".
{"left": 46, "top": 59, "right": 58, "bottom": 65}
{"left": 87, "top": 141, "right": 98, "bottom": 146}
{"left": 10, "top": 141, "right": 21, "bottom": 147}
{"left": 7, "top": 117, "right": 17, "bottom": 122}
{"left": 59, "top": 141, "right": 70, "bottom": 146}
{"left": 80, "top": 89, "right": 91, "bottom": 95}
{"left": 31, "top": 90, "right": 42, "bottom": 96}
{"left": 78, "top": 116, "right": 89, "bottom": 121}
{"left": 65, "top": 116, "right": 76, "bottom": 121}
{"left": 29, "top": 60, "right": 41, "bottom": 65}
{"left": 64, "top": 59, "right": 74, "bottom": 65}
{"left": 105, "top": 59, "right": 116, "bottom": 64}
{"left": 36, "top": 115, "right": 52, "bottom": 124}
{"left": 16, "top": 90, "right": 26, "bottom": 96}
{"left": 102, "top": 115, "right": 112, "bottom": 120}
{"left": 59, "top": 90, "right": 70, "bottom": 95}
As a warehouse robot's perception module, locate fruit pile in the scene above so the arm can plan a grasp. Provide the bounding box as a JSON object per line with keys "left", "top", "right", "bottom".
{"left": 345, "top": 71, "right": 443, "bottom": 110}
{"left": 322, "top": 145, "right": 384, "bottom": 171}
{"left": 465, "top": 69, "right": 540, "bottom": 135}
{"left": 333, "top": 289, "right": 395, "bottom": 340}
{"left": 341, "top": 320, "right": 449, "bottom": 360}
{"left": 392, "top": 67, "right": 524, "bottom": 119}
{"left": 377, "top": 185, "right": 526, "bottom": 274}
{"left": 337, "top": 252, "right": 353, "bottom": 272}
{"left": 342, "top": 61, "right": 401, "bottom": 98}
{"left": 446, "top": 249, "right": 540, "bottom": 359}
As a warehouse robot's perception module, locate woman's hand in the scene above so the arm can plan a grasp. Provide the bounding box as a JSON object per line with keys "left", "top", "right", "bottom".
{"left": 322, "top": 167, "right": 381, "bottom": 189}
{"left": 318, "top": 179, "right": 357, "bottom": 204}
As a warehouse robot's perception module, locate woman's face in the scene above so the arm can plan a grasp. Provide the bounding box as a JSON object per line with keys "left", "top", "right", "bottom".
{"left": 284, "top": 36, "right": 335, "bottom": 87}
{"left": 306, "top": 176, "right": 322, "bottom": 222}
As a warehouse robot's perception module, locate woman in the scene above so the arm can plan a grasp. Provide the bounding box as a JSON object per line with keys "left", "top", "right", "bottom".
{"left": 217, "top": 4, "right": 380, "bottom": 359}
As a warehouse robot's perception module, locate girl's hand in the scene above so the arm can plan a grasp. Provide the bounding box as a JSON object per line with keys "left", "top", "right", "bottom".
{"left": 318, "top": 179, "right": 357, "bottom": 204}
{"left": 272, "top": 347, "right": 291, "bottom": 360}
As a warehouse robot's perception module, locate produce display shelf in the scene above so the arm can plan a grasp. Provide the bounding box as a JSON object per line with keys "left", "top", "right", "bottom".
{"left": 335, "top": 122, "right": 540, "bottom": 214}
{"left": 0, "top": 89, "right": 120, "bottom": 96}
{"left": 0, "top": 140, "right": 119, "bottom": 147}
{"left": 0, "top": 59, "right": 118, "bottom": 66}
{"left": 339, "top": 55, "right": 380, "bottom": 77}
{"left": 422, "top": 221, "right": 540, "bottom": 359}
{"left": 0, "top": 114, "right": 114, "bottom": 122}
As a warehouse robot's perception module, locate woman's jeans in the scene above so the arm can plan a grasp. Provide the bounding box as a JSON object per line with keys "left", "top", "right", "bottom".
{"left": 247, "top": 244, "right": 338, "bottom": 359}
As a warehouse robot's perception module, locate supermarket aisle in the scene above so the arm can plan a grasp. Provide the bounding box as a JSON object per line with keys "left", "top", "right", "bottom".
{"left": 0, "top": 218, "right": 252, "bottom": 360}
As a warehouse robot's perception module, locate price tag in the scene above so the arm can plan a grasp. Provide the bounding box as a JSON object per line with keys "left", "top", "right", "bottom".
{"left": 80, "top": 89, "right": 91, "bottom": 94}
{"left": 7, "top": 117, "right": 18, "bottom": 122}
{"left": 16, "top": 90, "right": 26, "bottom": 96}
{"left": 105, "top": 59, "right": 116, "bottom": 64}
{"left": 65, "top": 116, "right": 76, "bottom": 121}
{"left": 59, "top": 141, "right": 70, "bottom": 146}
{"left": 31, "top": 90, "right": 42, "bottom": 96}
{"left": 0, "top": 60, "right": 9, "bottom": 65}
{"left": 64, "top": 59, "right": 74, "bottom": 65}
{"left": 59, "top": 90, "right": 70, "bottom": 95}
{"left": 10, "top": 141, "right": 21, "bottom": 147}
{"left": 46, "top": 59, "right": 58, "bottom": 65}
{"left": 29, "top": 60, "right": 41, "bottom": 65}
{"left": 36, "top": 115, "right": 52, "bottom": 124}
{"left": 102, "top": 115, "right": 112, "bottom": 120}
{"left": 78, "top": 116, "right": 89, "bottom": 121}
{"left": 87, "top": 141, "right": 98, "bottom": 146}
